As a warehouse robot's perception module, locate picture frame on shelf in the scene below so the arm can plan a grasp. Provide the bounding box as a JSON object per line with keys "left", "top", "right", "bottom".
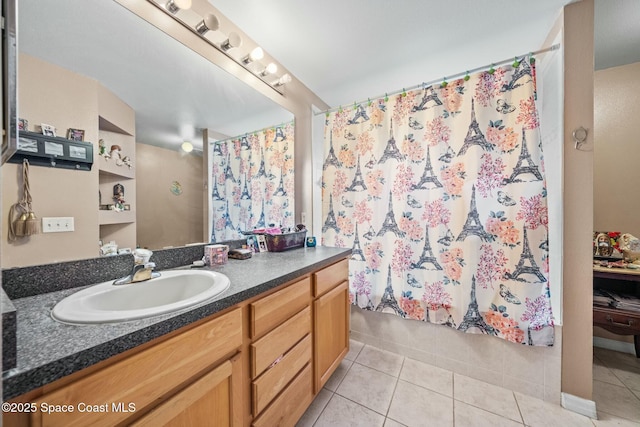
{"left": 40, "top": 123, "right": 56, "bottom": 137}
{"left": 257, "top": 234, "right": 268, "bottom": 252}
{"left": 246, "top": 235, "right": 259, "bottom": 253}
{"left": 67, "top": 128, "right": 85, "bottom": 141}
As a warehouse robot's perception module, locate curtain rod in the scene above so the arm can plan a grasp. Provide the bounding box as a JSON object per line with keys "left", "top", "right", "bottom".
{"left": 314, "top": 43, "right": 560, "bottom": 116}
{"left": 209, "top": 119, "right": 295, "bottom": 145}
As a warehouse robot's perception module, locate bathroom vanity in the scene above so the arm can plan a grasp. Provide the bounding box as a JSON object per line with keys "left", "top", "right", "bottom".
{"left": 2, "top": 246, "right": 351, "bottom": 426}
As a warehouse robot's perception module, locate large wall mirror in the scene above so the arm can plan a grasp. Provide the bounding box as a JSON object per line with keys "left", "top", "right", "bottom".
{"left": 1, "top": 0, "right": 293, "bottom": 268}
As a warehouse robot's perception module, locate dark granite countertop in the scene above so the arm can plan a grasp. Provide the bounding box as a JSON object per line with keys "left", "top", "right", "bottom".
{"left": 2, "top": 246, "right": 351, "bottom": 400}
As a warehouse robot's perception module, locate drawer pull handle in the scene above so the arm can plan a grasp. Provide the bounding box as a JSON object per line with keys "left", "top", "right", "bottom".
{"left": 605, "top": 315, "right": 634, "bottom": 328}
{"left": 268, "top": 355, "right": 284, "bottom": 369}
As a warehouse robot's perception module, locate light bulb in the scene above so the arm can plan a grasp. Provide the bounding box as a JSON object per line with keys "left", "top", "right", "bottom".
{"left": 243, "top": 47, "right": 264, "bottom": 64}
{"left": 181, "top": 142, "right": 194, "bottom": 153}
{"left": 261, "top": 63, "right": 278, "bottom": 76}
{"left": 250, "top": 47, "right": 264, "bottom": 61}
{"left": 166, "top": 0, "right": 191, "bottom": 14}
{"left": 195, "top": 13, "right": 219, "bottom": 35}
{"left": 221, "top": 32, "right": 242, "bottom": 51}
{"left": 173, "top": 0, "right": 192, "bottom": 9}
{"left": 274, "top": 73, "right": 292, "bottom": 87}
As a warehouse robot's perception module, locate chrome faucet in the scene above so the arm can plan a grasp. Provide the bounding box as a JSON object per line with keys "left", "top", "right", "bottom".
{"left": 113, "top": 262, "right": 161, "bottom": 285}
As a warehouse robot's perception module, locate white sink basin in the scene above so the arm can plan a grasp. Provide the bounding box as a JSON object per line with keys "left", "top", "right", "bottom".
{"left": 51, "top": 270, "right": 230, "bottom": 324}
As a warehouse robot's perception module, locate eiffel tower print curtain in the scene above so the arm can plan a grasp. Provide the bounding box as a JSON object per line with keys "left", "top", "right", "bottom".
{"left": 322, "top": 59, "right": 554, "bottom": 346}
{"left": 210, "top": 122, "right": 295, "bottom": 242}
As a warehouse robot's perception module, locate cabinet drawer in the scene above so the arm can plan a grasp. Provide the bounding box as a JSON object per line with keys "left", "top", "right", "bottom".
{"left": 251, "top": 363, "right": 313, "bottom": 427}
{"left": 593, "top": 307, "right": 640, "bottom": 334}
{"left": 250, "top": 277, "right": 310, "bottom": 338}
{"left": 30, "top": 308, "right": 243, "bottom": 427}
{"left": 314, "top": 258, "right": 348, "bottom": 297}
{"left": 251, "top": 306, "right": 311, "bottom": 379}
{"left": 252, "top": 334, "right": 311, "bottom": 416}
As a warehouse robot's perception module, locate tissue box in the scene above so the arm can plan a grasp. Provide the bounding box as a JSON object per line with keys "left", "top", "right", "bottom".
{"left": 204, "top": 244, "right": 229, "bottom": 265}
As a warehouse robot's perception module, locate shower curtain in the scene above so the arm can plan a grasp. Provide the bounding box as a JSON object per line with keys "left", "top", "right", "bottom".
{"left": 322, "top": 60, "right": 554, "bottom": 345}
{"left": 210, "top": 122, "right": 295, "bottom": 242}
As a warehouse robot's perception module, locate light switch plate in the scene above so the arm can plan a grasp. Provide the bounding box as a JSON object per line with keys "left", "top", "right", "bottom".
{"left": 42, "top": 217, "right": 75, "bottom": 233}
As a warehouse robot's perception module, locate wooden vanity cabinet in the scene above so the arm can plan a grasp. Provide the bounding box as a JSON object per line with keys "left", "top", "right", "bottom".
{"left": 249, "top": 277, "right": 313, "bottom": 425}
{"left": 5, "top": 257, "right": 351, "bottom": 427}
{"left": 11, "top": 308, "right": 243, "bottom": 427}
{"left": 313, "top": 258, "right": 350, "bottom": 393}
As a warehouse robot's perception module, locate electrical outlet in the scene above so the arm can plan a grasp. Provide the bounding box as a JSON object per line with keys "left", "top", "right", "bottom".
{"left": 42, "top": 217, "right": 75, "bottom": 233}
{"left": 301, "top": 212, "right": 307, "bottom": 224}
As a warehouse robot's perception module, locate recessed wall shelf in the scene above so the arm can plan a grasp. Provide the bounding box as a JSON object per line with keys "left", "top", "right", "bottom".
{"left": 99, "top": 210, "right": 135, "bottom": 226}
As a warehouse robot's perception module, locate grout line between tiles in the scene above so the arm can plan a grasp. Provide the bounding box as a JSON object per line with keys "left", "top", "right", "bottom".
{"left": 331, "top": 357, "right": 404, "bottom": 419}
{"left": 451, "top": 375, "right": 524, "bottom": 425}
{"left": 512, "top": 390, "right": 526, "bottom": 425}
{"left": 330, "top": 360, "right": 394, "bottom": 418}
{"left": 452, "top": 396, "right": 456, "bottom": 427}
{"left": 311, "top": 392, "right": 335, "bottom": 427}
{"left": 596, "top": 408, "right": 640, "bottom": 424}
{"left": 334, "top": 393, "right": 387, "bottom": 419}
{"left": 452, "top": 372, "right": 456, "bottom": 426}
{"left": 351, "top": 359, "right": 402, "bottom": 379}
{"left": 384, "top": 357, "right": 405, "bottom": 419}
{"left": 606, "top": 365, "right": 640, "bottom": 400}
{"left": 329, "top": 359, "right": 353, "bottom": 392}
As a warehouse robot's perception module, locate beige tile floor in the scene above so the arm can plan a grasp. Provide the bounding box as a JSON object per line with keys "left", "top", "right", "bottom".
{"left": 297, "top": 340, "right": 640, "bottom": 427}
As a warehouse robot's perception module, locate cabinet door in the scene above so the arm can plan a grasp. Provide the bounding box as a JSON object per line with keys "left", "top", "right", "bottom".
{"left": 313, "top": 280, "right": 349, "bottom": 393}
{"left": 29, "top": 308, "right": 242, "bottom": 427}
{"left": 132, "top": 353, "right": 242, "bottom": 427}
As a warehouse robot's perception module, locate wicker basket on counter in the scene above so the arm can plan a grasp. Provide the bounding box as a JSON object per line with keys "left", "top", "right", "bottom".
{"left": 263, "top": 230, "right": 307, "bottom": 252}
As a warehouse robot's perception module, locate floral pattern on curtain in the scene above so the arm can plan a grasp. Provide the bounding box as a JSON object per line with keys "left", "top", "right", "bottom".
{"left": 210, "top": 122, "right": 295, "bottom": 241}
{"left": 322, "top": 60, "right": 554, "bottom": 346}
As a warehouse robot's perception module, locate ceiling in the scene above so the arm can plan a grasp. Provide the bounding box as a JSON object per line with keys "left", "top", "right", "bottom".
{"left": 18, "top": 0, "right": 640, "bottom": 152}
{"left": 18, "top": 0, "right": 293, "bottom": 152}
{"left": 212, "top": 0, "right": 640, "bottom": 108}
{"left": 594, "top": 0, "right": 640, "bottom": 71}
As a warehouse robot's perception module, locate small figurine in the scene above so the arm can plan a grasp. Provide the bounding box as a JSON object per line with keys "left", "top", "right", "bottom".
{"left": 99, "top": 139, "right": 110, "bottom": 158}
{"left": 113, "top": 183, "right": 125, "bottom": 211}
{"left": 110, "top": 145, "right": 124, "bottom": 166}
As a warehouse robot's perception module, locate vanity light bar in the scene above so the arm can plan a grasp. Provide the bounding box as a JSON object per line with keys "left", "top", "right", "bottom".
{"left": 146, "top": 0, "right": 290, "bottom": 94}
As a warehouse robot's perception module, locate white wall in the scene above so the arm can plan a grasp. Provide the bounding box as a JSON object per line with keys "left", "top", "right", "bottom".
{"left": 321, "top": 16, "right": 566, "bottom": 109}
{"left": 312, "top": 106, "right": 325, "bottom": 238}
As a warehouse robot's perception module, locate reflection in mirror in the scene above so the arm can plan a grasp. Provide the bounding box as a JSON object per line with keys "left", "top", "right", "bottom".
{"left": 209, "top": 122, "right": 295, "bottom": 244}
{"left": 1, "top": 0, "right": 292, "bottom": 268}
